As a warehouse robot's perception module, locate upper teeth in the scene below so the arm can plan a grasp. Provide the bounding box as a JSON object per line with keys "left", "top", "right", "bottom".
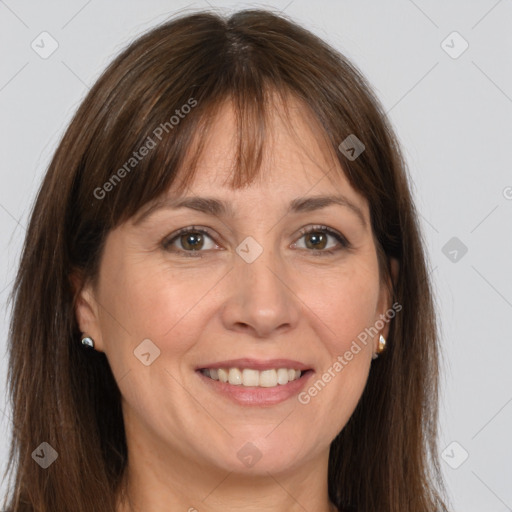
{"left": 201, "top": 368, "right": 302, "bottom": 387}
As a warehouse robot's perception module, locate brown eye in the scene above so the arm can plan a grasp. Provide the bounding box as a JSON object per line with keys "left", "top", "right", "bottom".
{"left": 163, "top": 226, "right": 218, "bottom": 256}
{"left": 304, "top": 231, "right": 328, "bottom": 250}
{"left": 179, "top": 232, "right": 205, "bottom": 250}
{"left": 294, "top": 226, "right": 350, "bottom": 255}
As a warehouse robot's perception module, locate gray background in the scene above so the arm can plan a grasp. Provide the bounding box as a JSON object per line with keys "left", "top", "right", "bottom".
{"left": 1, "top": 0, "right": 511, "bottom": 510}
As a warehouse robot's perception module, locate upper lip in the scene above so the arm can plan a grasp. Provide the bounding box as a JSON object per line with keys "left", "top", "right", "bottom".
{"left": 196, "top": 358, "right": 313, "bottom": 371}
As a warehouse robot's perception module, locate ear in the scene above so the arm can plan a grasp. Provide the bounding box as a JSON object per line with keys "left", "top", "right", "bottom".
{"left": 375, "top": 257, "right": 399, "bottom": 344}
{"left": 69, "top": 270, "right": 105, "bottom": 352}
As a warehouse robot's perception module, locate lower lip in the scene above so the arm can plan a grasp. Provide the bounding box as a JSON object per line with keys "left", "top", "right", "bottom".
{"left": 196, "top": 370, "right": 314, "bottom": 406}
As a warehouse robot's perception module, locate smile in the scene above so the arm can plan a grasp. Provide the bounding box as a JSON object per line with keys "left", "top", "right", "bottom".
{"left": 200, "top": 367, "right": 302, "bottom": 388}
{"left": 196, "top": 365, "right": 314, "bottom": 406}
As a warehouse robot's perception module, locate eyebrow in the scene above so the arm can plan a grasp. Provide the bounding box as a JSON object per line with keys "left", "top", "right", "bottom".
{"left": 133, "top": 194, "right": 367, "bottom": 228}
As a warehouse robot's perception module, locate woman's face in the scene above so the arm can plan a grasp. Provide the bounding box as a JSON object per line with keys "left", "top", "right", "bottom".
{"left": 75, "top": 97, "right": 393, "bottom": 479}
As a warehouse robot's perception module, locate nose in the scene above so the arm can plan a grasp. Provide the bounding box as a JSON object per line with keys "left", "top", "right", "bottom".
{"left": 220, "top": 243, "right": 301, "bottom": 339}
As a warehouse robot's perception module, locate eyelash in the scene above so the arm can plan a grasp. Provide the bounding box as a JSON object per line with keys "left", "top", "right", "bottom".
{"left": 162, "top": 225, "right": 350, "bottom": 258}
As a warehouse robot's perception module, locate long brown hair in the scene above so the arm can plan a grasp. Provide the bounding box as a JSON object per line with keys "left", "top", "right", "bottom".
{"left": 3, "top": 8, "right": 449, "bottom": 512}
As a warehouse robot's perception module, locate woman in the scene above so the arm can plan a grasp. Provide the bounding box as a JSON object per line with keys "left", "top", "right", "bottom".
{"left": 3, "top": 8, "right": 449, "bottom": 512}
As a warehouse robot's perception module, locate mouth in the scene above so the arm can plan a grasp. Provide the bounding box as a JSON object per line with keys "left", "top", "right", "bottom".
{"left": 198, "top": 367, "right": 311, "bottom": 387}
{"left": 195, "top": 358, "right": 314, "bottom": 406}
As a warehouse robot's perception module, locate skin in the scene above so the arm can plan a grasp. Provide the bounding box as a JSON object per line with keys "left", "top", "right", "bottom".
{"left": 74, "top": 95, "right": 396, "bottom": 512}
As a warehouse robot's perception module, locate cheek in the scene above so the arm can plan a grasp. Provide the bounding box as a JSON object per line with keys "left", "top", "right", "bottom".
{"left": 304, "top": 259, "right": 381, "bottom": 356}
{"left": 97, "top": 254, "right": 220, "bottom": 361}
{"left": 294, "top": 258, "right": 380, "bottom": 431}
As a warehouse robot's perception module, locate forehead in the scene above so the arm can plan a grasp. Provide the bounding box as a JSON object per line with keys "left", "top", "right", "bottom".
{"left": 130, "top": 92, "right": 371, "bottom": 229}
{"left": 177, "top": 94, "right": 360, "bottom": 202}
